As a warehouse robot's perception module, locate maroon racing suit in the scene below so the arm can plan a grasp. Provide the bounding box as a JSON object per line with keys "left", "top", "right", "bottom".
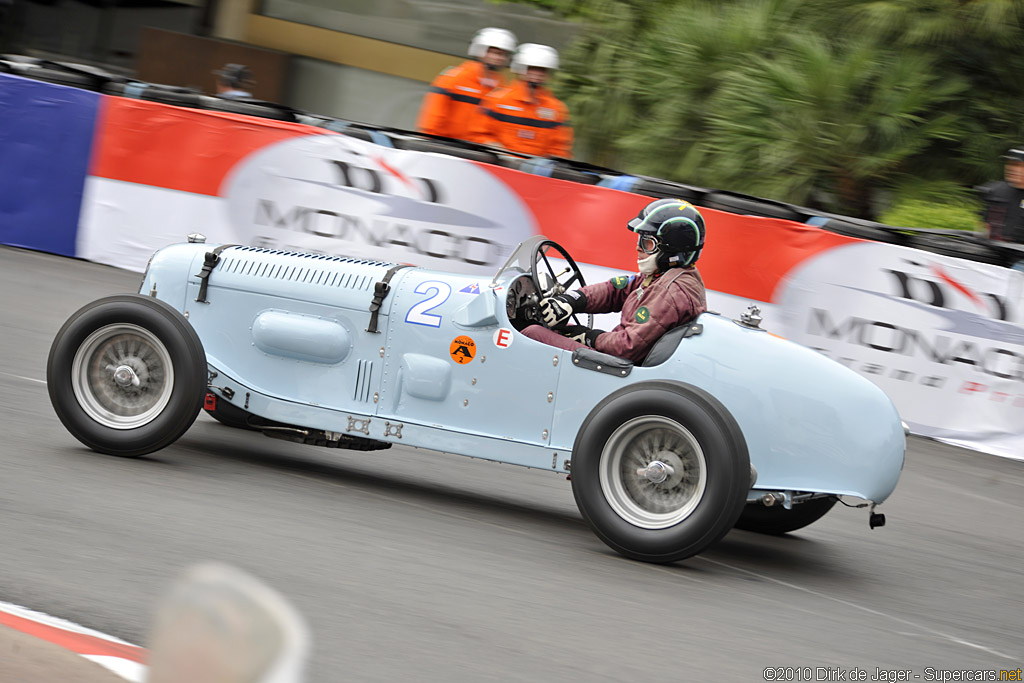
{"left": 523, "top": 267, "right": 707, "bottom": 364}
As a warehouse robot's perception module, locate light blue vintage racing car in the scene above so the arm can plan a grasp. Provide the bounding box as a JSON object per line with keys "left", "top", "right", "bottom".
{"left": 47, "top": 235, "right": 905, "bottom": 563}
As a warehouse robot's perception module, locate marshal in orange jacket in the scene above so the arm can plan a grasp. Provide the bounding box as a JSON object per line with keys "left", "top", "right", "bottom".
{"left": 470, "top": 80, "right": 573, "bottom": 158}
{"left": 416, "top": 60, "right": 505, "bottom": 140}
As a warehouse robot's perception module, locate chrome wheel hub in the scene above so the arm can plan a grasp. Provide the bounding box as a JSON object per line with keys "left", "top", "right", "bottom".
{"left": 637, "top": 460, "right": 675, "bottom": 484}
{"left": 112, "top": 364, "right": 141, "bottom": 388}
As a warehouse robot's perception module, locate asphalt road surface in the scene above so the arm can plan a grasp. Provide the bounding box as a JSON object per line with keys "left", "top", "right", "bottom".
{"left": 1, "top": 245, "right": 1021, "bottom": 682}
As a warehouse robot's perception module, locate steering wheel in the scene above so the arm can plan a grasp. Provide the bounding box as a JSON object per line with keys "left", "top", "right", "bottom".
{"left": 530, "top": 239, "right": 593, "bottom": 329}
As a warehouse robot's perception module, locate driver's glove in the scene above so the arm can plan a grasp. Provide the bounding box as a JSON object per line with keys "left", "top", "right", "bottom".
{"left": 540, "top": 290, "right": 587, "bottom": 329}
{"left": 561, "top": 325, "right": 604, "bottom": 347}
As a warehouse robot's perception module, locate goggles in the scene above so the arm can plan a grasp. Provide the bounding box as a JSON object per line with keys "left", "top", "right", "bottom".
{"left": 637, "top": 234, "right": 660, "bottom": 254}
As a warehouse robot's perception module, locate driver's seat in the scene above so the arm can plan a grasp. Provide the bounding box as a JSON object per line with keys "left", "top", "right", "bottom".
{"left": 641, "top": 322, "right": 704, "bottom": 367}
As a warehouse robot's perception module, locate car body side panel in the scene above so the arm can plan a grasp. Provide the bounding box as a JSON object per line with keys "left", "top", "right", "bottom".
{"left": 150, "top": 247, "right": 397, "bottom": 413}
{"left": 378, "top": 269, "right": 560, "bottom": 446}
{"left": 198, "top": 364, "right": 568, "bottom": 471}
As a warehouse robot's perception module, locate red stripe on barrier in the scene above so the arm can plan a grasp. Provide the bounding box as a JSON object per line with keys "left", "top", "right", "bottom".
{"left": 476, "top": 164, "right": 857, "bottom": 302}
{"left": 473, "top": 164, "right": 646, "bottom": 273}
{"left": 0, "top": 608, "right": 147, "bottom": 664}
{"left": 90, "top": 96, "right": 332, "bottom": 197}
{"left": 696, "top": 211, "right": 856, "bottom": 302}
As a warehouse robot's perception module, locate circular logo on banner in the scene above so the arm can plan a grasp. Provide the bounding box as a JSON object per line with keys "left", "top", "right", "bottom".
{"left": 493, "top": 328, "right": 514, "bottom": 349}
{"left": 220, "top": 135, "right": 535, "bottom": 275}
{"left": 776, "top": 241, "right": 1024, "bottom": 439}
{"left": 449, "top": 336, "right": 477, "bottom": 364}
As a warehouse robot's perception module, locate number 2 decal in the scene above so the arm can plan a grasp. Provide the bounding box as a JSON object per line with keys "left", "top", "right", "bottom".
{"left": 405, "top": 281, "right": 452, "bottom": 327}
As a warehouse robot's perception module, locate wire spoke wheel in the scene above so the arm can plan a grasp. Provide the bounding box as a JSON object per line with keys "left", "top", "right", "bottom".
{"left": 600, "top": 416, "right": 707, "bottom": 529}
{"left": 72, "top": 324, "right": 174, "bottom": 429}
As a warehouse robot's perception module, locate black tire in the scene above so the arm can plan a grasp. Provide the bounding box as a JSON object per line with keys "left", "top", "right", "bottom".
{"left": 390, "top": 135, "right": 501, "bottom": 165}
{"left": 734, "top": 497, "right": 837, "bottom": 535}
{"left": 700, "top": 190, "right": 807, "bottom": 221}
{"left": 571, "top": 381, "right": 750, "bottom": 563}
{"left": 199, "top": 96, "right": 301, "bottom": 123}
{"left": 811, "top": 216, "right": 902, "bottom": 244}
{"left": 599, "top": 175, "right": 708, "bottom": 204}
{"left": 46, "top": 295, "right": 207, "bottom": 457}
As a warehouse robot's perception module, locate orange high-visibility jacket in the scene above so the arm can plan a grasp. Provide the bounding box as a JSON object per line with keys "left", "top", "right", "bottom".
{"left": 416, "top": 60, "right": 505, "bottom": 140}
{"left": 470, "top": 80, "right": 573, "bottom": 158}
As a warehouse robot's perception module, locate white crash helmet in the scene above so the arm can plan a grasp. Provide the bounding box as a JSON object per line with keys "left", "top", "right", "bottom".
{"left": 511, "top": 43, "right": 559, "bottom": 74}
{"left": 468, "top": 27, "right": 517, "bottom": 58}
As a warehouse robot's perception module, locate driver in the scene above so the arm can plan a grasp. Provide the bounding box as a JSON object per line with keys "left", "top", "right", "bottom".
{"left": 522, "top": 199, "right": 707, "bottom": 364}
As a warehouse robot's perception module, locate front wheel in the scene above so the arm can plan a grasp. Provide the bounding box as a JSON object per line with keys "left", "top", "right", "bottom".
{"left": 571, "top": 382, "right": 750, "bottom": 563}
{"left": 47, "top": 295, "right": 207, "bottom": 457}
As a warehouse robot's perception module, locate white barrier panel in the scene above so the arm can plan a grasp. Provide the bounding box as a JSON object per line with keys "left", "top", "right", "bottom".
{"left": 777, "top": 241, "right": 1024, "bottom": 460}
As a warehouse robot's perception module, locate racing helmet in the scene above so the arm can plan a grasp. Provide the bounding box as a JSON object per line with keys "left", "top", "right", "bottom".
{"left": 468, "top": 27, "right": 517, "bottom": 58}
{"left": 511, "top": 44, "right": 559, "bottom": 74}
{"left": 628, "top": 198, "right": 706, "bottom": 269}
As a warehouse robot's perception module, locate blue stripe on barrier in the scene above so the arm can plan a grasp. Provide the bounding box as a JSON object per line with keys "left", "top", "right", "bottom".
{"left": 124, "top": 82, "right": 148, "bottom": 98}
{"left": 520, "top": 158, "right": 555, "bottom": 177}
{"left": 0, "top": 73, "right": 100, "bottom": 257}
{"left": 598, "top": 175, "right": 638, "bottom": 192}
{"left": 323, "top": 120, "right": 393, "bottom": 148}
{"left": 367, "top": 130, "right": 393, "bottom": 148}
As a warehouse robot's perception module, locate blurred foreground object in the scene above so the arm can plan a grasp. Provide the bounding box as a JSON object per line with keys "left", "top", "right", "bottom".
{"left": 146, "top": 563, "right": 309, "bottom": 683}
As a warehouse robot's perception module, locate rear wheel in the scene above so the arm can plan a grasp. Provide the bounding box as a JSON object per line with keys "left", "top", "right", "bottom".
{"left": 571, "top": 382, "right": 749, "bottom": 563}
{"left": 47, "top": 295, "right": 207, "bottom": 456}
{"left": 734, "top": 497, "right": 837, "bottom": 535}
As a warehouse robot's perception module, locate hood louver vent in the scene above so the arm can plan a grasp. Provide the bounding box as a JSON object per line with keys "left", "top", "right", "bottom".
{"left": 216, "top": 247, "right": 395, "bottom": 292}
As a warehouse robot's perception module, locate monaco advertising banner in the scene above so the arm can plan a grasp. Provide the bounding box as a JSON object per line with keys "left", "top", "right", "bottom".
{"left": 777, "top": 242, "right": 1024, "bottom": 458}
{"left": 2, "top": 76, "right": 1023, "bottom": 461}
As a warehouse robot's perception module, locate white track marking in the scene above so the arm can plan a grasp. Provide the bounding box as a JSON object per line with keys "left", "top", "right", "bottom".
{"left": 0, "top": 600, "right": 146, "bottom": 681}
{"left": 82, "top": 656, "right": 146, "bottom": 682}
{"left": 0, "top": 371, "right": 46, "bottom": 384}
{"left": 698, "top": 557, "right": 1015, "bottom": 660}
{"left": 0, "top": 600, "right": 135, "bottom": 644}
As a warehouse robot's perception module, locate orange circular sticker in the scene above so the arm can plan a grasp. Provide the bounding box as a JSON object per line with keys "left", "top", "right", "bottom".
{"left": 449, "top": 335, "right": 476, "bottom": 364}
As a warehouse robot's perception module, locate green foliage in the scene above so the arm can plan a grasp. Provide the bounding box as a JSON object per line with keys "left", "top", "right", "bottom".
{"left": 491, "top": 0, "right": 1024, "bottom": 219}
{"left": 878, "top": 197, "right": 983, "bottom": 232}
{"left": 877, "top": 179, "right": 984, "bottom": 231}
{"left": 697, "top": 34, "right": 965, "bottom": 215}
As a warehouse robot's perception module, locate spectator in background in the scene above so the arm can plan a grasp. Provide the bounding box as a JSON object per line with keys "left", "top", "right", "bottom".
{"left": 214, "top": 63, "right": 253, "bottom": 100}
{"left": 471, "top": 43, "right": 573, "bottom": 159}
{"left": 416, "top": 27, "right": 516, "bottom": 140}
{"left": 978, "top": 146, "right": 1024, "bottom": 243}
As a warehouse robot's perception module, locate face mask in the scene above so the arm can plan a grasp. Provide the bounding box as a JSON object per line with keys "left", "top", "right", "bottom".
{"left": 637, "top": 252, "right": 659, "bottom": 275}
